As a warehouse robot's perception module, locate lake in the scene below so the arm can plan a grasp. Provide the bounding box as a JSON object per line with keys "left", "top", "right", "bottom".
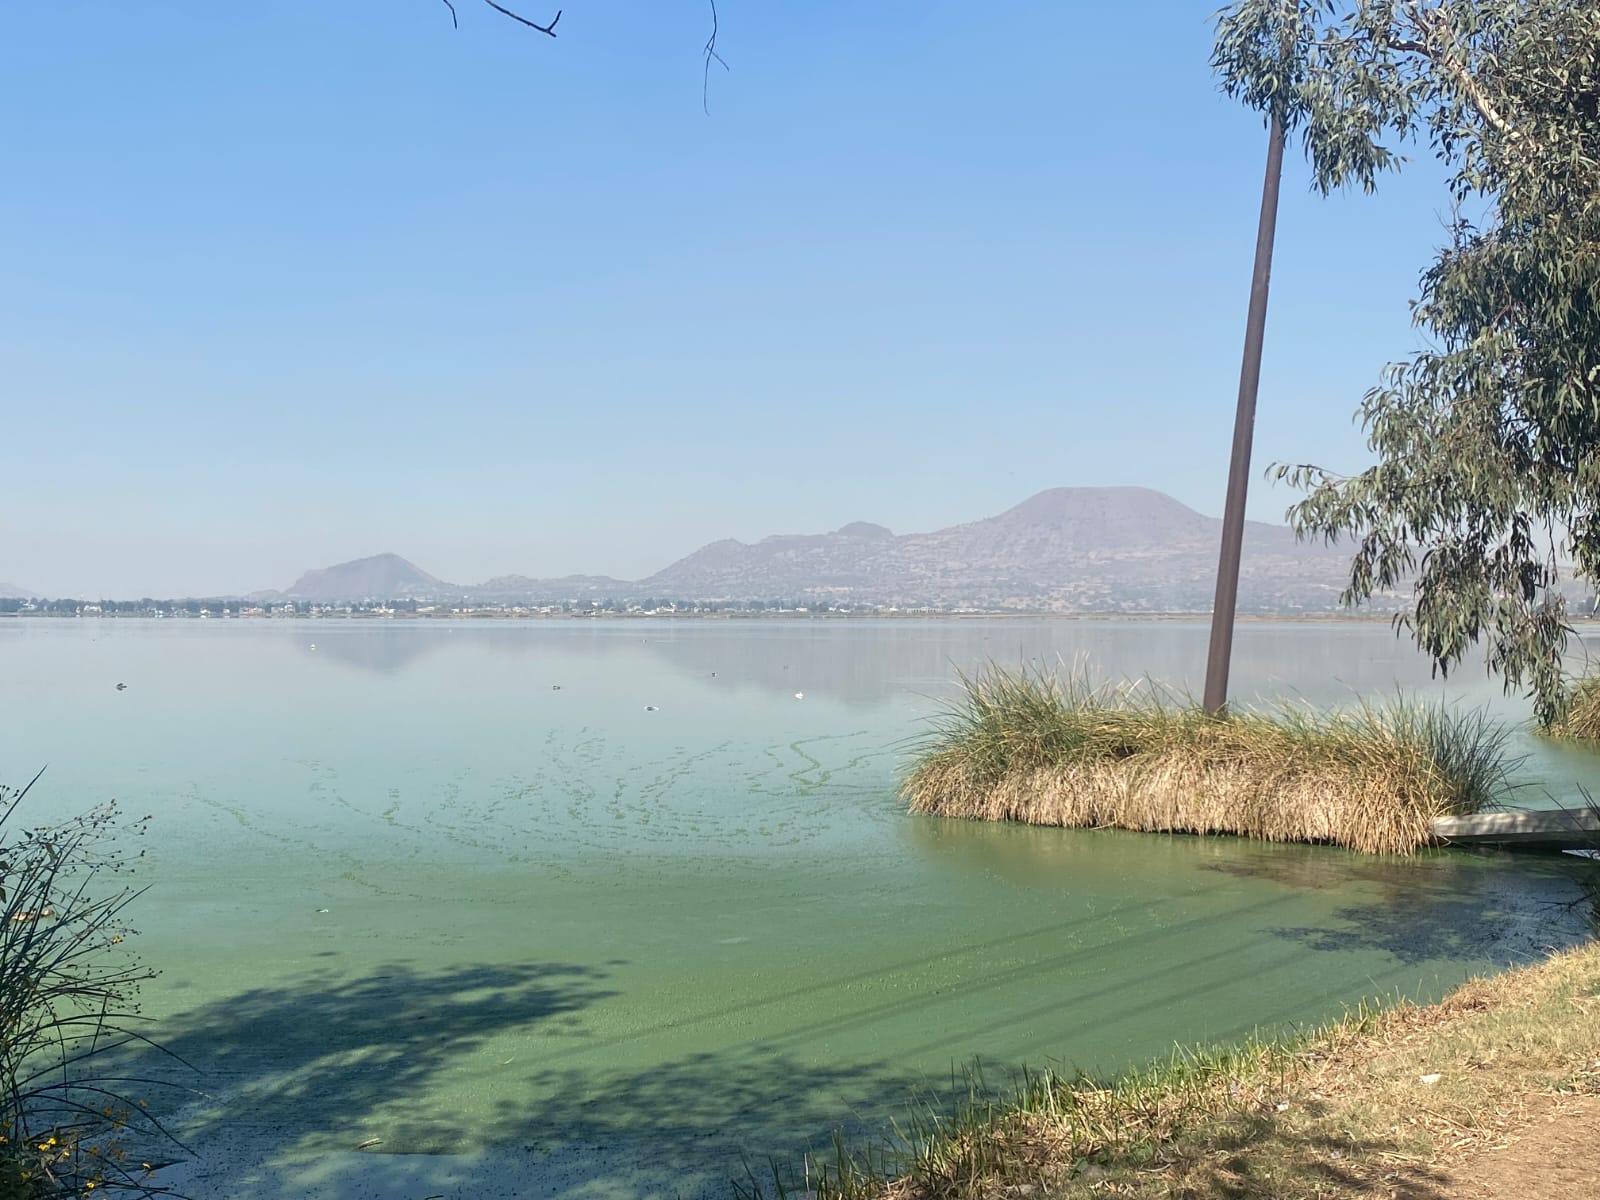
{"left": 1, "top": 617, "right": 1596, "bottom": 1199}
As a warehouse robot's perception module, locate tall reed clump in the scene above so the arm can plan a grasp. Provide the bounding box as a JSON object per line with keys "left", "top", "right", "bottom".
{"left": 1542, "top": 673, "right": 1600, "bottom": 740}
{"left": 902, "top": 666, "right": 1516, "bottom": 854}
{"left": 0, "top": 772, "right": 182, "bottom": 1198}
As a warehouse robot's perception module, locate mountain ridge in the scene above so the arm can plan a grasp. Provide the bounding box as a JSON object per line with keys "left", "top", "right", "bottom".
{"left": 285, "top": 553, "right": 444, "bottom": 601}
{"left": 262, "top": 486, "right": 1362, "bottom": 613}
{"left": 634, "top": 486, "right": 1349, "bottom": 611}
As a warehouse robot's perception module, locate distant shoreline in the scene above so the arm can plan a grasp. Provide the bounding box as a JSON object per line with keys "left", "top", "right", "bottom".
{"left": 0, "top": 608, "right": 1437, "bottom": 624}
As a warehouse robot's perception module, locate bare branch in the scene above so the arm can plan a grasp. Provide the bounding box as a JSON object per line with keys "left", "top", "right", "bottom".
{"left": 445, "top": 0, "right": 727, "bottom": 109}
{"left": 481, "top": 0, "right": 561, "bottom": 37}
{"left": 703, "top": 0, "right": 729, "bottom": 114}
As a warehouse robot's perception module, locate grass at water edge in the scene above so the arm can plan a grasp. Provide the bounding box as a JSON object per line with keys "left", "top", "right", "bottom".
{"left": 739, "top": 939, "right": 1600, "bottom": 1200}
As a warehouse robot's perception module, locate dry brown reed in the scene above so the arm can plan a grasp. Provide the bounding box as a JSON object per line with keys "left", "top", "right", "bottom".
{"left": 1544, "top": 673, "right": 1600, "bottom": 739}
{"left": 902, "top": 666, "right": 1516, "bottom": 854}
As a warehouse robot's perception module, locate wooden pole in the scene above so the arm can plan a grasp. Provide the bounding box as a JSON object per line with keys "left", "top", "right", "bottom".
{"left": 1203, "top": 106, "right": 1287, "bottom": 716}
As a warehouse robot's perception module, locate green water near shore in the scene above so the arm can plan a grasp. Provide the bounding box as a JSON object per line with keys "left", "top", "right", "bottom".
{"left": 1, "top": 618, "right": 1595, "bottom": 1198}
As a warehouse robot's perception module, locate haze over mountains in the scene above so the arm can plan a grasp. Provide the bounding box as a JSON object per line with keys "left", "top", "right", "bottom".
{"left": 260, "top": 487, "right": 1362, "bottom": 613}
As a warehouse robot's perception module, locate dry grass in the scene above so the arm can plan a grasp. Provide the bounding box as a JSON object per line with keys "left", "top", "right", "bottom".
{"left": 751, "top": 940, "right": 1600, "bottom": 1200}
{"left": 902, "top": 666, "right": 1517, "bottom": 855}
{"left": 1543, "top": 673, "right": 1600, "bottom": 740}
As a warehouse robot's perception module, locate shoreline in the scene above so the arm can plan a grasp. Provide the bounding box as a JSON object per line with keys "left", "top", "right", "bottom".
{"left": 785, "top": 937, "right": 1600, "bottom": 1199}
{"left": 1, "top": 609, "right": 1434, "bottom": 623}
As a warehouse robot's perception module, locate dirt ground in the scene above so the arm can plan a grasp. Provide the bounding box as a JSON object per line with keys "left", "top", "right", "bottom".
{"left": 1438, "top": 1095, "right": 1600, "bottom": 1199}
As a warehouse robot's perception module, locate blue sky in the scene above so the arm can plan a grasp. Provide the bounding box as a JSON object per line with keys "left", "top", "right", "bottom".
{"left": 2, "top": 1, "right": 1457, "bottom": 597}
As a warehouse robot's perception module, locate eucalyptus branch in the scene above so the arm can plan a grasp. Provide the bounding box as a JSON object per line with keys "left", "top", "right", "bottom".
{"left": 1395, "top": 1, "right": 1522, "bottom": 139}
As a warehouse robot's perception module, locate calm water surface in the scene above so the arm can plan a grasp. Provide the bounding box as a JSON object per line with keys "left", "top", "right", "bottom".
{"left": 1, "top": 618, "right": 1596, "bottom": 1199}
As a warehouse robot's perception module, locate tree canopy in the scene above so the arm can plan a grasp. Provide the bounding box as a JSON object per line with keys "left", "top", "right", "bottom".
{"left": 1213, "top": 0, "right": 1600, "bottom": 723}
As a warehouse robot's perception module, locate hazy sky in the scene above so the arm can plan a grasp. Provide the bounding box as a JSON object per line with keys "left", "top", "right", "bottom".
{"left": 3, "top": 1, "right": 1457, "bottom": 597}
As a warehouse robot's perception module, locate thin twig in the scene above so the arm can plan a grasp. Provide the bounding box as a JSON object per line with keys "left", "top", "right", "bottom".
{"left": 481, "top": 0, "right": 560, "bottom": 37}
{"left": 440, "top": 0, "right": 458, "bottom": 29}
{"left": 703, "top": 0, "right": 729, "bottom": 115}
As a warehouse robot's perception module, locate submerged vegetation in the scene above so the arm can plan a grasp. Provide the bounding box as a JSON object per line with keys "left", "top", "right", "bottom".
{"left": 903, "top": 666, "right": 1517, "bottom": 854}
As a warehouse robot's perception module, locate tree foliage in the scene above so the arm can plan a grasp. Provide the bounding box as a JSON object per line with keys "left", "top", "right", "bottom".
{"left": 1212, "top": 1, "right": 1600, "bottom": 724}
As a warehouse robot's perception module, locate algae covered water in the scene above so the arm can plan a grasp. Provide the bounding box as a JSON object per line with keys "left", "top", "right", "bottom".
{"left": 1, "top": 618, "right": 1595, "bottom": 1199}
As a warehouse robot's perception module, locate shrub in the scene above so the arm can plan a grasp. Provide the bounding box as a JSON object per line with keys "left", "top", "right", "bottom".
{"left": 0, "top": 773, "right": 180, "bottom": 1197}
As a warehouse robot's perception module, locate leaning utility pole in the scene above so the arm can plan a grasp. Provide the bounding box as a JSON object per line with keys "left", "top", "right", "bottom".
{"left": 1202, "top": 103, "right": 1287, "bottom": 716}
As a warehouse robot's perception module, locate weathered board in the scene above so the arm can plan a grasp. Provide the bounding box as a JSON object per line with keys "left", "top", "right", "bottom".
{"left": 1430, "top": 808, "right": 1600, "bottom": 849}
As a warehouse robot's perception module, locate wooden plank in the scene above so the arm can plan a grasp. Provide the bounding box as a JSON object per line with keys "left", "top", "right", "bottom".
{"left": 1430, "top": 808, "right": 1600, "bottom": 848}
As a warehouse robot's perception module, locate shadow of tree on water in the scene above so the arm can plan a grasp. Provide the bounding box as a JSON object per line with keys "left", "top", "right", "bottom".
{"left": 1204, "top": 846, "right": 1597, "bottom": 966}
{"left": 115, "top": 958, "right": 931, "bottom": 1199}
{"left": 112, "top": 948, "right": 1515, "bottom": 1200}
{"left": 106, "top": 961, "right": 615, "bottom": 1194}
{"left": 109, "top": 845, "right": 1590, "bottom": 1199}
{"left": 479, "top": 1057, "right": 924, "bottom": 1200}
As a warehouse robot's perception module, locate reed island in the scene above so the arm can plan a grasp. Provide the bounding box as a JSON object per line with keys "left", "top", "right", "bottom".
{"left": 902, "top": 666, "right": 1518, "bottom": 855}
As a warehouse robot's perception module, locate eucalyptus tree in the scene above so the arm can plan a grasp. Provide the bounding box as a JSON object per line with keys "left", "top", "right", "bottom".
{"left": 1213, "top": 1, "right": 1600, "bottom": 724}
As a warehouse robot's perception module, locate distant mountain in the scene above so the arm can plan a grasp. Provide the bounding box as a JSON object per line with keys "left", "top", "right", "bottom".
{"left": 644, "top": 519, "right": 904, "bottom": 598}
{"left": 639, "top": 486, "right": 1359, "bottom": 612}
{"left": 0, "top": 582, "right": 33, "bottom": 599}
{"left": 469, "top": 574, "right": 631, "bottom": 599}
{"left": 268, "top": 488, "right": 1372, "bottom": 612}
{"left": 285, "top": 553, "right": 448, "bottom": 601}
{"left": 273, "top": 557, "right": 633, "bottom": 605}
